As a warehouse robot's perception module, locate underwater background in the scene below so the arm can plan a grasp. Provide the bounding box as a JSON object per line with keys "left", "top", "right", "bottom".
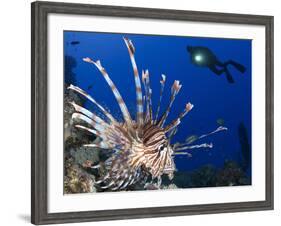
{"left": 64, "top": 31, "right": 252, "bottom": 193}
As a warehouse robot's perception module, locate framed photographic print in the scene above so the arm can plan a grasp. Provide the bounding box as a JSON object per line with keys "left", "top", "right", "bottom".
{"left": 31, "top": 1, "right": 274, "bottom": 225}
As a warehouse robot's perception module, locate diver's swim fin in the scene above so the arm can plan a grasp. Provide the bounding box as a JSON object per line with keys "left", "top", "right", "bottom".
{"left": 227, "top": 60, "right": 246, "bottom": 73}
{"left": 225, "top": 69, "right": 235, "bottom": 83}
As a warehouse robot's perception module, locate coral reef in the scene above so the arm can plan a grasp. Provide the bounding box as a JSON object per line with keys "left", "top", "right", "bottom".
{"left": 191, "top": 164, "right": 217, "bottom": 187}
{"left": 215, "top": 160, "right": 250, "bottom": 186}
{"left": 165, "top": 160, "right": 250, "bottom": 189}
{"left": 63, "top": 59, "right": 99, "bottom": 193}
{"left": 64, "top": 157, "right": 96, "bottom": 194}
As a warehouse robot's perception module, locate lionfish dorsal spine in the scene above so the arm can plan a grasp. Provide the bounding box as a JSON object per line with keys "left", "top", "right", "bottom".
{"left": 82, "top": 57, "right": 133, "bottom": 128}
{"left": 154, "top": 74, "right": 166, "bottom": 124}
{"left": 142, "top": 69, "right": 153, "bottom": 123}
{"left": 123, "top": 37, "right": 144, "bottom": 126}
{"left": 168, "top": 127, "right": 178, "bottom": 141}
{"left": 157, "top": 80, "right": 182, "bottom": 127}
{"left": 164, "top": 118, "right": 181, "bottom": 133}
{"left": 164, "top": 103, "right": 194, "bottom": 132}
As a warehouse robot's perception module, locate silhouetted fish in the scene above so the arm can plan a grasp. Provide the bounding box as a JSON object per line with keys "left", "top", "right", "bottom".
{"left": 185, "top": 135, "right": 198, "bottom": 144}
{"left": 87, "top": 84, "right": 93, "bottom": 90}
{"left": 187, "top": 46, "right": 246, "bottom": 84}
{"left": 216, "top": 118, "right": 225, "bottom": 126}
{"left": 70, "top": 41, "right": 80, "bottom": 45}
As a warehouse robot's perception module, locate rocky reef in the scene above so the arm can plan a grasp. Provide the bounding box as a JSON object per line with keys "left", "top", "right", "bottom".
{"left": 64, "top": 156, "right": 96, "bottom": 194}
{"left": 64, "top": 55, "right": 98, "bottom": 194}
{"left": 162, "top": 160, "right": 250, "bottom": 189}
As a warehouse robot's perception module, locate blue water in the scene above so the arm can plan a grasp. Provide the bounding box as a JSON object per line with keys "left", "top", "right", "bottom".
{"left": 64, "top": 31, "right": 251, "bottom": 177}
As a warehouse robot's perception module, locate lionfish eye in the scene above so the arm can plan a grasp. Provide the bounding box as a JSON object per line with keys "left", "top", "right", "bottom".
{"left": 158, "top": 144, "right": 166, "bottom": 152}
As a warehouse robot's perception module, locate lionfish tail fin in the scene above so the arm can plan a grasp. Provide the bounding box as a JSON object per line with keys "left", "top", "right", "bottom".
{"left": 82, "top": 58, "right": 133, "bottom": 128}
{"left": 157, "top": 80, "right": 182, "bottom": 127}
{"left": 123, "top": 37, "right": 144, "bottom": 125}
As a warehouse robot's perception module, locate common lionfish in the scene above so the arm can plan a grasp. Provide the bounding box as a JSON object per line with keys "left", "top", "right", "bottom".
{"left": 68, "top": 37, "right": 227, "bottom": 191}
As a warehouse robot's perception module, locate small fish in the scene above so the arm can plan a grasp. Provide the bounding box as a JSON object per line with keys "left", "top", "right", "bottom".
{"left": 216, "top": 118, "right": 225, "bottom": 126}
{"left": 87, "top": 84, "right": 93, "bottom": 90}
{"left": 185, "top": 135, "right": 198, "bottom": 144}
{"left": 70, "top": 41, "right": 80, "bottom": 45}
{"left": 187, "top": 45, "right": 246, "bottom": 84}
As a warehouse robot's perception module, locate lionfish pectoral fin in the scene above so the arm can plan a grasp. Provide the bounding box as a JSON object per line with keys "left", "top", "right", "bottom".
{"left": 119, "top": 180, "right": 130, "bottom": 190}
{"left": 72, "top": 114, "right": 107, "bottom": 133}
{"left": 173, "top": 152, "right": 192, "bottom": 157}
{"left": 69, "top": 101, "right": 110, "bottom": 126}
{"left": 83, "top": 142, "right": 113, "bottom": 149}
{"left": 91, "top": 164, "right": 101, "bottom": 169}
{"left": 175, "top": 126, "right": 228, "bottom": 148}
{"left": 198, "top": 126, "right": 228, "bottom": 139}
{"left": 174, "top": 142, "right": 213, "bottom": 152}
{"left": 73, "top": 117, "right": 116, "bottom": 146}
{"left": 93, "top": 179, "right": 103, "bottom": 185}
{"left": 100, "top": 181, "right": 115, "bottom": 189}
{"left": 68, "top": 84, "right": 117, "bottom": 124}
{"left": 157, "top": 176, "right": 162, "bottom": 188}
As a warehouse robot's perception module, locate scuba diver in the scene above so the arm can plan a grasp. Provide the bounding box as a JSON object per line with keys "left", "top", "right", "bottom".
{"left": 187, "top": 46, "right": 246, "bottom": 83}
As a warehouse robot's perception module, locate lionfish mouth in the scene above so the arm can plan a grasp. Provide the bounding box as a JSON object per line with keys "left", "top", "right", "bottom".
{"left": 68, "top": 37, "right": 227, "bottom": 191}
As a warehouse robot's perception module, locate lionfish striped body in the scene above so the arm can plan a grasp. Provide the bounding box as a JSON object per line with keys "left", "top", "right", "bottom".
{"left": 69, "top": 37, "right": 227, "bottom": 191}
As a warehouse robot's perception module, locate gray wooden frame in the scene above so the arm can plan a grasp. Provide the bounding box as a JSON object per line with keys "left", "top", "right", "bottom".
{"left": 31, "top": 1, "right": 274, "bottom": 224}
